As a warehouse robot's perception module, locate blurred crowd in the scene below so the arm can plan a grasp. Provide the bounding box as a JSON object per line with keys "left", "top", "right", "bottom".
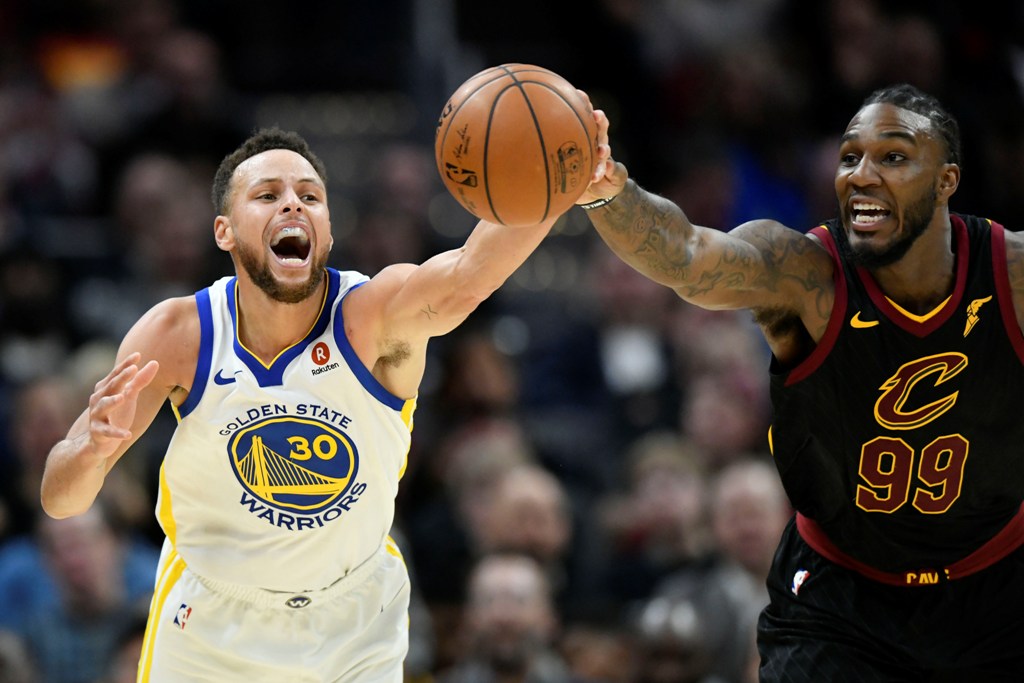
{"left": 0, "top": 0, "right": 1022, "bottom": 681}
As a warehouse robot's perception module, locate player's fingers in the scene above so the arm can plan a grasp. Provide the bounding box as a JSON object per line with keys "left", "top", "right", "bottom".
{"left": 94, "top": 356, "right": 141, "bottom": 396}
{"left": 92, "top": 421, "right": 132, "bottom": 441}
{"left": 125, "top": 360, "right": 160, "bottom": 397}
{"left": 91, "top": 392, "right": 126, "bottom": 416}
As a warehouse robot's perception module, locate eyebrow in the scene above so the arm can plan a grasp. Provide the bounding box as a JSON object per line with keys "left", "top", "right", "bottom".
{"left": 251, "top": 176, "right": 324, "bottom": 188}
{"left": 841, "top": 130, "right": 918, "bottom": 145}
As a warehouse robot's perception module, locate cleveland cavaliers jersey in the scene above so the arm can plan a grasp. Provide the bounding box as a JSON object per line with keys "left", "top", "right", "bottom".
{"left": 769, "top": 215, "right": 1024, "bottom": 572}
{"left": 155, "top": 268, "right": 415, "bottom": 592}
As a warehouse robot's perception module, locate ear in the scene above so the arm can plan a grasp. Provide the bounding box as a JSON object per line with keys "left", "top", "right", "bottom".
{"left": 937, "top": 163, "right": 960, "bottom": 202}
{"left": 214, "top": 215, "right": 234, "bottom": 252}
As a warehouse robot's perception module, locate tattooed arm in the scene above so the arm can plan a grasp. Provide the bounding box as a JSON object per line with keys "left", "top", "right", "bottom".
{"left": 578, "top": 114, "right": 835, "bottom": 359}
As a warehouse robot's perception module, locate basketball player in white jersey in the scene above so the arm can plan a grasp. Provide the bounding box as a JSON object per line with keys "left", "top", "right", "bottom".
{"left": 40, "top": 128, "right": 602, "bottom": 681}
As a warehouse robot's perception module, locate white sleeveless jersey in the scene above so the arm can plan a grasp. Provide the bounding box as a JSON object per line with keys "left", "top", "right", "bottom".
{"left": 155, "top": 268, "right": 415, "bottom": 592}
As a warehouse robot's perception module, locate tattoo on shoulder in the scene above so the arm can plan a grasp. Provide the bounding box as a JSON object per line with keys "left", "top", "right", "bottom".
{"left": 421, "top": 303, "right": 437, "bottom": 320}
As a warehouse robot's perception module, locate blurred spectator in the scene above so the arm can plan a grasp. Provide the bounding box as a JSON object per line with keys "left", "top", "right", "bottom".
{"left": 671, "top": 308, "right": 771, "bottom": 473}
{"left": 438, "top": 553, "right": 596, "bottom": 683}
{"left": 0, "top": 249, "right": 72, "bottom": 386}
{"left": 560, "top": 618, "right": 635, "bottom": 683}
{"left": 600, "top": 431, "right": 712, "bottom": 604}
{"left": 678, "top": 374, "right": 769, "bottom": 474}
{"left": 93, "top": 605, "right": 148, "bottom": 683}
{"left": 709, "top": 459, "right": 791, "bottom": 600}
{"left": 475, "top": 464, "right": 588, "bottom": 616}
{"left": 633, "top": 569, "right": 752, "bottom": 683}
{"left": 521, "top": 243, "right": 682, "bottom": 496}
{"left": 405, "top": 417, "right": 537, "bottom": 670}
{"left": 18, "top": 503, "right": 156, "bottom": 683}
{"left": 70, "top": 152, "right": 223, "bottom": 343}
{"left": 0, "top": 374, "right": 79, "bottom": 541}
{"left": 0, "top": 629, "right": 36, "bottom": 683}
{"left": 705, "top": 458, "right": 792, "bottom": 679}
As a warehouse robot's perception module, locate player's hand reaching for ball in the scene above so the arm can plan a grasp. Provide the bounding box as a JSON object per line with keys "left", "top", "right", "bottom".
{"left": 86, "top": 352, "right": 159, "bottom": 462}
{"left": 576, "top": 94, "right": 628, "bottom": 208}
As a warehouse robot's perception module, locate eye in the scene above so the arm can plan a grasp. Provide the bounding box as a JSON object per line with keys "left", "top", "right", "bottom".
{"left": 302, "top": 193, "right": 320, "bottom": 202}
{"left": 257, "top": 192, "right": 276, "bottom": 201}
{"left": 840, "top": 153, "right": 860, "bottom": 167}
{"left": 884, "top": 152, "right": 907, "bottom": 164}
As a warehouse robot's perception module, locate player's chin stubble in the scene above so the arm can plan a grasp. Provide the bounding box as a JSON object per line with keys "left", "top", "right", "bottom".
{"left": 235, "top": 240, "right": 328, "bottom": 304}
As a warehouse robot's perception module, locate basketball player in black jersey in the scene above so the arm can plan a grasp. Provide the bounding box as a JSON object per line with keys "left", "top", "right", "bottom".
{"left": 577, "top": 83, "right": 1024, "bottom": 681}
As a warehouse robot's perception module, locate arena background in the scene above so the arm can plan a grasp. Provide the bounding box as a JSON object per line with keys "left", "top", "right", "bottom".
{"left": 0, "top": 1, "right": 1022, "bottom": 681}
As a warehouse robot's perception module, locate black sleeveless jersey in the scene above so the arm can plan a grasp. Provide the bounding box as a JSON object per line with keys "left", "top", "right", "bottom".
{"left": 769, "top": 214, "right": 1024, "bottom": 572}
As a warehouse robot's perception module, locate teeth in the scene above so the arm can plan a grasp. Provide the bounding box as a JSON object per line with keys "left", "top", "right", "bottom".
{"left": 855, "top": 214, "right": 886, "bottom": 225}
{"left": 853, "top": 202, "right": 886, "bottom": 211}
{"left": 271, "top": 226, "right": 308, "bottom": 246}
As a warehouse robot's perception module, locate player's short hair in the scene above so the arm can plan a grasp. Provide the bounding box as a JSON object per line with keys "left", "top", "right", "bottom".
{"left": 211, "top": 127, "right": 328, "bottom": 214}
{"left": 862, "top": 84, "right": 962, "bottom": 166}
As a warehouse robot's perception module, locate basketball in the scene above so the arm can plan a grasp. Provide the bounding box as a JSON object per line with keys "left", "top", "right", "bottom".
{"left": 434, "top": 64, "right": 597, "bottom": 226}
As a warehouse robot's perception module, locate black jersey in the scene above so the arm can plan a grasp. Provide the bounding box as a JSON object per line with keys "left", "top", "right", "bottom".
{"left": 769, "top": 214, "right": 1024, "bottom": 572}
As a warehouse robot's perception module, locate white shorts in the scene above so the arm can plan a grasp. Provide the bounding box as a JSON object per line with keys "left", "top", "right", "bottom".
{"left": 136, "top": 538, "right": 410, "bottom": 682}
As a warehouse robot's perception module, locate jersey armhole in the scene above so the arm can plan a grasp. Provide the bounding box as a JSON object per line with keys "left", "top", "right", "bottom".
{"left": 176, "top": 289, "right": 214, "bottom": 419}
{"left": 989, "top": 221, "right": 1024, "bottom": 363}
{"left": 332, "top": 282, "right": 408, "bottom": 411}
{"left": 783, "top": 225, "right": 847, "bottom": 385}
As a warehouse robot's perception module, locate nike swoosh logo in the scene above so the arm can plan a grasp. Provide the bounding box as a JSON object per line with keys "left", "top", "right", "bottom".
{"left": 850, "top": 311, "right": 880, "bottom": 329}
{"left": 213, "top": 369, "right": 238, "bottom": 385}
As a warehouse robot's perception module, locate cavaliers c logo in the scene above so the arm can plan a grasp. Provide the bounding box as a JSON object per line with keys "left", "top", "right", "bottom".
{"left": 874, "top": 352, "right": 967, "bottom": 430}
{"left": 228, "top": 416, "right": 358, "bottom": 513}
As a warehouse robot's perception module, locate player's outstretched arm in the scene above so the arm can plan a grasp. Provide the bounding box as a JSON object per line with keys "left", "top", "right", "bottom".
{"left": 577, "top": 108, "right": 828, "bottom": 315}
{"left": 41, "top": 297, "right": 198, "bottom": 519}
{"left": 345, "top": 215, "right": 558, "bottom": 400}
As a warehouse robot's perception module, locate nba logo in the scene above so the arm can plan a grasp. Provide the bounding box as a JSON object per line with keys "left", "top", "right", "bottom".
{"left": 174, "top": 603, "right": 192, "bottom": 630}
{"left": 791, "top": 569, "right": 811, "bottom": 596}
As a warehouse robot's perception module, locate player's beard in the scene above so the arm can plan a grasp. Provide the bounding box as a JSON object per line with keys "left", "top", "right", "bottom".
{"left": 839, "top": 186, "right": 937, "bottom": 269}
{"left": 235, "top": 240, "right": 329, "bottom": 304}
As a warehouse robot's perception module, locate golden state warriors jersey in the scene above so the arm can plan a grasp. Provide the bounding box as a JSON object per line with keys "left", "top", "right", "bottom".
{"left": 156, "top": 268, "right": 415, "bottom": 592}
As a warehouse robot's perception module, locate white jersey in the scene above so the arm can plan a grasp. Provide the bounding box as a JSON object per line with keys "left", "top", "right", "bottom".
{"left": 156, "top": 268, "right": 415, "bottom": 592}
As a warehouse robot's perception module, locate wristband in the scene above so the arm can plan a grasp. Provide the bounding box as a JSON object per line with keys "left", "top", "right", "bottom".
{"left": 578, "top": 194, "right": 619, "bottom": 210}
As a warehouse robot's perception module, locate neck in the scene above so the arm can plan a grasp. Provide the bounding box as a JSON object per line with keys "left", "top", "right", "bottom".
{"left": 869, "top": 217, "right": 954, "bottom": 315}
{"left": 235, "top": 277, "right": 327, "bottom": 363}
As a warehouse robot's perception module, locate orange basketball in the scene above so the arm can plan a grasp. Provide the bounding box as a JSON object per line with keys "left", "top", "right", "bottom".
{"left": 434, "top": 64, "right": 597, "bottom": 226}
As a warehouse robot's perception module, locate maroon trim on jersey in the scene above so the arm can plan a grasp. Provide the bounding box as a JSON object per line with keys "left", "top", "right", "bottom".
{"left": 989, "top": 221, "right": 1024, "bottom": 363}
{"left": 784, "top": 225, "right": 846, "bottom": 386}
{"left": 797, "top": 505, "right": 1024, "bottom": 586}
{"left": 855, "top": 215, "right": 970, "bottom": 338}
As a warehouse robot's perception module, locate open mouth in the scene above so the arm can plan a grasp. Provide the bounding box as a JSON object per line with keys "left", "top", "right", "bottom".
{"left": 270, "top": 226, "right": 311, "bottom": 263}
{"left": 851, "top": 201, "right": 891, "bottom": 227}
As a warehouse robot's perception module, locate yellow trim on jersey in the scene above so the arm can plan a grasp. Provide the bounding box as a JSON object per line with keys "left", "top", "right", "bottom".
{"left": 233, "top": 274, "right": 330, "bottom": 369}
{"left": 397, "top": 397, "right": 417, "bottom": 479}
{"left": 885, "top": 295, "right": 951, "bottom": 323}
{"left": 137, "top": 550, "right": 187, "bottom": 682}
{"left": 385, "top": 534, "right": 406, "bottom": 567}
{"left": 157, "top": 463, "right": 177, "bottom": 547}
{"left": 767, "top": 426, "right": 774, "bottom": 456}
{"left": 400, "top": 397, "right": 416, "bottom": 431}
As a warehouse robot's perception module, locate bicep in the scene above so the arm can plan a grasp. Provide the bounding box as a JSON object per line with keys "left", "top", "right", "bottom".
{"left": 669, "top": 220, "right": 830, "bottom": 315}
{"left": 106, "top": 298, "right": 200, "bottom": 468}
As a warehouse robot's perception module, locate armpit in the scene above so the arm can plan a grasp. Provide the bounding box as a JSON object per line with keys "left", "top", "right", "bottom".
{"left": 752, "top": 307, "right": 816, "bottom": 366}
{"left": 378, "top": 338, "right": 411, "bottom": 368}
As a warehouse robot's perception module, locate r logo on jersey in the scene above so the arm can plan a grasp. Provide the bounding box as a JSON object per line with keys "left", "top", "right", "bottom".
{"left": 791, "top": 569, "right": 810, "bottom": 596}
{"left": 174, "top": 603, "right": 192, "bottom": 629}
{"left": 311, "top": 342, "right": 331, "bottom": 366}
